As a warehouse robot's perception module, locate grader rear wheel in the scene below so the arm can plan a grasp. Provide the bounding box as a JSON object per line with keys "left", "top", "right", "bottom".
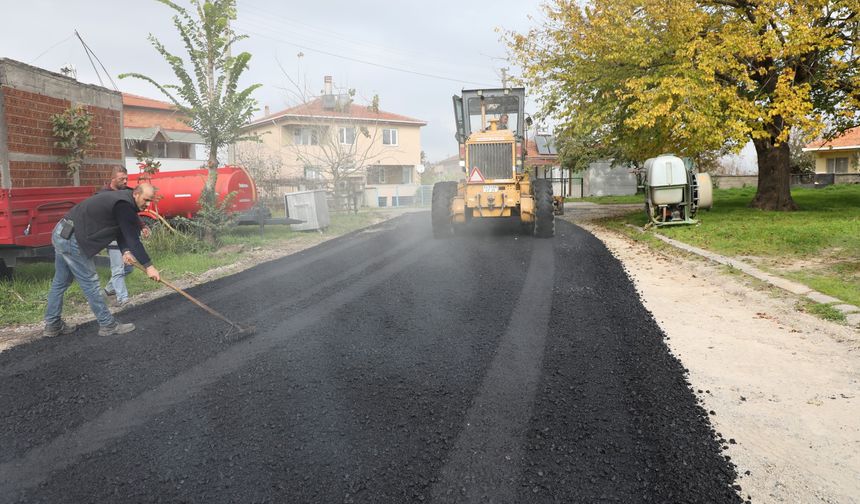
{"left": 534, "top": 179, "right": 555, "bottom": 238}
{"left": 432, "top": 181, "right": 458, "bottom": 238}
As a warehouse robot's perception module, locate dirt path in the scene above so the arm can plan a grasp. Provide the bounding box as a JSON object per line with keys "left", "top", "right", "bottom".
{"left": 580, "top": 221, "right": 860, "bottom": 504}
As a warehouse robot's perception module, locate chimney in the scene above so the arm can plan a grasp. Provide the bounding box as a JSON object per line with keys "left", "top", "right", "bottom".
{"left": 324, "top": 75, "right": 333, "bottom": 95}
{"left": 264, "top": 105, "right": 270, "bottom": 116}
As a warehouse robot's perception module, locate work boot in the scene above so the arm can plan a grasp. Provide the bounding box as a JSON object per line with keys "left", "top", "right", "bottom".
{"left": 113, "top": 298, "right": 130, "bottom": 308}
{"left": 43, "top": 320, "right": 77, "bottom": 337}
{"left": 98, "top": 321, "right": 135, "bottom": 336}
{"left": 102, "top": 287, "right": 116, "bottom": 298}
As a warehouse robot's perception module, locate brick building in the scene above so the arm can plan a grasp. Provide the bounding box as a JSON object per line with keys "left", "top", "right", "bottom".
{"left": 0, "top": 58, "right": 124, "bottom": 188}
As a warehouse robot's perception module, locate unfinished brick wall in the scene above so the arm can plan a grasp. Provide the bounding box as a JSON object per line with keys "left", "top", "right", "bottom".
{"left": 0, "top": 59, "right": 125, "bottom": 190}
{"left": 3, "top": 87, "right": 122, "bottom": 188}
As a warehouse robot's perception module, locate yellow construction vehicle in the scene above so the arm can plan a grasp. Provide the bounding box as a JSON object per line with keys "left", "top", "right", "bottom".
{"left": 432, "top": 88, "right": 554, "bottom": 238}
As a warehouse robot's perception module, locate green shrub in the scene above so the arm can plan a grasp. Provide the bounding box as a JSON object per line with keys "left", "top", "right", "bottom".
{"left": 145, "top": 224, "right": 213, "bottom": 255}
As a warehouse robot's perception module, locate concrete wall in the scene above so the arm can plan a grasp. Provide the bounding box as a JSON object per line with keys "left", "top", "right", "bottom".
{"left": 364, "top": 184, "right": 420, "bottom": 207}
{"left": 0, "top": 58, "right": 123, "bottom": 189}
{"left": 125, "top": 157, "right": 205, "bottom": 173}
{"left": 712, "top": 175, "right": 758, "bottom": 189}
{"left": 584, "top": 160, "right": 637, "bottom": 196}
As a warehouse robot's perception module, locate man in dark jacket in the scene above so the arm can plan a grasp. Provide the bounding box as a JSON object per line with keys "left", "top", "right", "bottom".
{"left": 44, "top": 183, "right": 161, "bottom": 337}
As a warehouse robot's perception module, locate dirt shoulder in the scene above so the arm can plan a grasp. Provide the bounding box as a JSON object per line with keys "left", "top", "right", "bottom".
{"left": 579, "top": 221, "right": 860, "bottom": 504}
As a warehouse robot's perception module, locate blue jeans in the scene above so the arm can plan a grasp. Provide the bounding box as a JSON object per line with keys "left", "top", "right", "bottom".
{"left": 45, "top": 222, "right": 115, "bottom": 328}
{"left": 107, "top": 243, "right": 132, "bottom": 302}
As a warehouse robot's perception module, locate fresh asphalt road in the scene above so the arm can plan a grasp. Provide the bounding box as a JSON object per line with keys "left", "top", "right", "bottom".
{"left": 0, "top": 213, "right": 742, "bottom": 503}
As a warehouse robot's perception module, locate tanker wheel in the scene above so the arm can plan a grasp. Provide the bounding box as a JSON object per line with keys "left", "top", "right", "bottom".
{"left": 0, "top": 259, "right": 12, "bottom": 281}
{"left": 533, "top": 179, "right": 555, "bottom": 238}
{"left": 432, "top": 181, "right": 458, "bottom": 238}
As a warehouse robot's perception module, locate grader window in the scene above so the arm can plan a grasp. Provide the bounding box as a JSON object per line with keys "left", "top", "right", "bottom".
{"left": 466, "top": 95, "right": 520, "bottom": 135}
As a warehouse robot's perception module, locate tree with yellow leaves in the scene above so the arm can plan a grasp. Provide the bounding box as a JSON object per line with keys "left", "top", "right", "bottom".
{"left": 508, "top": 0, "right": 859, "bottom": 210}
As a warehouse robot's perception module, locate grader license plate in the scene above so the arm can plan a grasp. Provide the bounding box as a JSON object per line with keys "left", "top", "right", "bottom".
{"left": 482, "top": 186, "right": 497, "bottom": 193}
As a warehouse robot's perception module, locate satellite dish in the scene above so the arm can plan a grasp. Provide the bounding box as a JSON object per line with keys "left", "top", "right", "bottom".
{"left": 415, "top": 164, "right": 426, "bottom": 174}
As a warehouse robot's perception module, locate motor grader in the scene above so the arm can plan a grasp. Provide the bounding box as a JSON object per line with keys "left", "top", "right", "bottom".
{"left": 432, "top": 87, "right": 554, "bottom": 238}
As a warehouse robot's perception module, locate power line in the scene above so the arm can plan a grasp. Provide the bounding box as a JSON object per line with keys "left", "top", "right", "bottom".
{"left": 30, "top": 34, "right": 75, "bottom": 65}
{"left": 74, "top": 30, "right": 118, "bottom": 91}
{"left": 240, "top": 3, "right": 464, "bottom": 71}
{"left": 234, "top": 23, "right": 497, "bottom": 87}
{"left": 75, "top": 30, "right": 104, "bottom": 87}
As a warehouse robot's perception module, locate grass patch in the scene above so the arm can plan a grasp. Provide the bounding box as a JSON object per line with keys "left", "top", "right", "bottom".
{"left": 0, "top": 210, "right": 384, "bottom": 327}
{"left": 797, "top": 300, "right": 847, "bottom": 322}
{"left": 571, "top": 193, "right": 644, "bottom": 204}
{"left": 600, "top": 184, "right": 860, "bottom": 307}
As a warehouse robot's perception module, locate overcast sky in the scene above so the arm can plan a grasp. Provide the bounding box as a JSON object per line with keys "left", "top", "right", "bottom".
{"left": 1, "top": 0, "right": 545, "bottom": 162}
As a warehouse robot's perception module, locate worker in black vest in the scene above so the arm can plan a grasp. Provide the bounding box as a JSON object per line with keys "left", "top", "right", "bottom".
{"left": 44, "top": 183, "right": 161, "bottom": 337}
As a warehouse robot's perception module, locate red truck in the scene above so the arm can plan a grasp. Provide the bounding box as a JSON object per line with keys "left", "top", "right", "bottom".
{"left": 0, "top": 186, "right": 97, "bottom": 278}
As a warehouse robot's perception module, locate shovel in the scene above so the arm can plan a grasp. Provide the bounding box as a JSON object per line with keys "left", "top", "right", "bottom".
{"left": 132, "top": 262, "right": 256, "bottom": 339}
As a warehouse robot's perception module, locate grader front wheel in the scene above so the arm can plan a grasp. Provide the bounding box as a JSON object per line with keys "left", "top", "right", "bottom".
{"left": 534, "top": 179, "right": 555, "bottom": 238}
{"left": 431, "top": 181, "right": 458, "bottom": 238}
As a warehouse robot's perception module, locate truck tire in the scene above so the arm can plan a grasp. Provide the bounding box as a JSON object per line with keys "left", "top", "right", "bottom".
{"left": 534, "top": 179, "right": 555, "bottom": 238}
{"left": 0, "top": 259, "right": 12, "bottom": 281}
{"left": 432, "top": 181, "right": 458, "bottom": 238}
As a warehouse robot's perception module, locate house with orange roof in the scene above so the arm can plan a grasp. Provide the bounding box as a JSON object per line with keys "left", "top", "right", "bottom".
{"left": 237, "top": 76, "right": 426, "bottom": 208}
{"left": 122, "top": 92, "right": 207, "bottom": 173}
{"left": 803, "top": 127, "right": 860, "bottom": 181}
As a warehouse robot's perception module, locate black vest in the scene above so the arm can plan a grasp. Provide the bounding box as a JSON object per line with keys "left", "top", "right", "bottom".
{"left": 66, "top": 190, "right": 136, "bottom": 258}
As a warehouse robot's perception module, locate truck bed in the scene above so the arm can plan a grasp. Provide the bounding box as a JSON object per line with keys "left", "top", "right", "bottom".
{"left": 0, "top": 186, "right": 95, "bottom": 250}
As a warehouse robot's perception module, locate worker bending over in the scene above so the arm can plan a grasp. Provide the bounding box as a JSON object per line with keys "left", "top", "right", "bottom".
{"left": 44, "top": 183, "right": 161, "bottom": 337}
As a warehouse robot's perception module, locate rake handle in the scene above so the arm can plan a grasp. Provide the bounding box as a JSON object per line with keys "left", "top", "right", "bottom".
{"left": 131, "top": 262, "right": 238, "bottom": 328}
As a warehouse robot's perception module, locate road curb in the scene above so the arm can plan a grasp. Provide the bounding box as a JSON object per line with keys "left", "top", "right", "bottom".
{"left": 622, "top": 224, "right": 860, "bottom": 329}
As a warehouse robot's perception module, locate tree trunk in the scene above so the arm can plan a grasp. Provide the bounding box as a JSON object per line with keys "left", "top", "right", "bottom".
{"left": 203, "top": 150, "right": 219, "bottom": 246}
{"left": 207, "top": 150, "right": 219, "bottom": 193}
{"left": 750, "top": 137, "right": 797, "bottom": 211}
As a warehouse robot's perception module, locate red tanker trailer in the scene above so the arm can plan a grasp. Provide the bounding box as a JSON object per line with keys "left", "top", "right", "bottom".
{"left": 128, "top": 165, "right": 257, "bottom": 221}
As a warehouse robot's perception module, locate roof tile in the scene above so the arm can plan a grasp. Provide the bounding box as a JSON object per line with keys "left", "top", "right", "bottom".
{"left": 122, "top": 92, "right": 177, "bottom": 111}
{"left": 805, "top": 127, "right": 860, "bottom": 150}
{"left": 249, "top": 97, "right": 426, "bottom": 126}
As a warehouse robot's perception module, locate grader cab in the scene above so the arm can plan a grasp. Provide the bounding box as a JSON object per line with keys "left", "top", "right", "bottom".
{"left": 432, "top": 88, "right": 554, "bottom": 238}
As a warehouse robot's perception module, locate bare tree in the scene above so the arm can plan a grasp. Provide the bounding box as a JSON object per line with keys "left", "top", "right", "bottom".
{"left": 233, "top": 143, "right": 283, "bottom": 207}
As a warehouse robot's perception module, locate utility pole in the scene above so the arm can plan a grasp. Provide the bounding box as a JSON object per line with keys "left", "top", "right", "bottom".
{"left": 500, "top": 67, "right": 509, "bottom": 89}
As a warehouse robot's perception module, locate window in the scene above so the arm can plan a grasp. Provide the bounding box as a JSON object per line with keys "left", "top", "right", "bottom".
{"left": 382, "top": 128, "right": 398, "bottom": 146}
{"left": 148, "top": 142, "right": 167, "bottom": 158}
{"left": 291, "top": 126, "right": 319, "bottom": 146}
{"left": 401, "top": 165, "right": 412, "bottom": 184}
{"left": 826, "top": 157, "right": 849, "bottom": 174}
{"left": 466, "top": 95, "right": 519, "bottom": 134}
{"left": 339, "top": 127, "right": 356, "bottom": 145}
{"left": 304, "top": 166, "right": 322, "bottom": 180}
{"left": 366, "top": 166, "right": 379, "bottom": 184}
